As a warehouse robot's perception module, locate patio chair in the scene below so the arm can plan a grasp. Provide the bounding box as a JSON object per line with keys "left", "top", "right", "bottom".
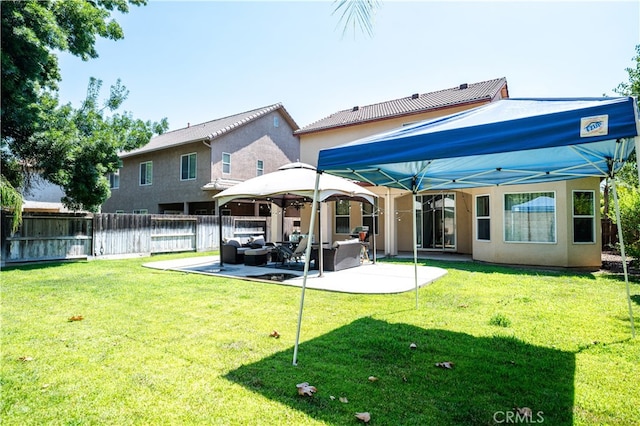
{"left": 276, "top": 236, "right": 309, "bottom": 267}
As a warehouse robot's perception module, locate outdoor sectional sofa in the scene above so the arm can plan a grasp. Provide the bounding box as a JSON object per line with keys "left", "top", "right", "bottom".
{"left": 221, "top": 236, "right": 268, "bottom": 264}
{"left": 221, "top": 239, "right": 249, "bottom": 264}
{"left": 311, "top": 238, "right": 362, "bottom": 271}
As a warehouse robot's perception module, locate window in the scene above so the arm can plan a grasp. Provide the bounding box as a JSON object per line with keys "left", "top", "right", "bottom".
{"left": 362, "top": 202, "right": 378, "bottom": 235}
{"left": 573, "top": 190, "right": 595, "bottom": 243}
{"left": 109, "top": 170, "right": 120, "bottom": 189}
{"left": 257, "top": 160, "right": 264, "bottom": 176}
{"left": 181, "top": 153, "right": 196, "bottom": 180}
{"left": 222, "top": 152, "right": 231, "bottom": 174}
{"left": 109, "top": 160, "right": 122, "bottom": 189}
{"left": 115, "top": 210, "right": 125, "bottom": 214}
{"left": 504, "top": 192, "right": 556, "bottom": 243}
{"left": 335, "top": 200, "right": 351, "bottom": 234}
{"left": 140, "top": 161, "right": 153, "bottom": 186}
{"left": 133, "top": 209, "right": 148, "bottom": 214}
{"left": 273, "top": 116, "right": 279, "bottom": 128}
{"left": 476, "top": 195, "right": 490, "bottom": 241}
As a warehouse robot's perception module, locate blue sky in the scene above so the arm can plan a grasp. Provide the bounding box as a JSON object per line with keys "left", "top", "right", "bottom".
{"left": 57, "top": 1, "right": 640, "bottom": 131}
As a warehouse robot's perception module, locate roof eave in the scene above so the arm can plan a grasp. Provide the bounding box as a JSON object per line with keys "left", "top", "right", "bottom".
{"left": 119, "top": 137, "right": 210, "bottom": 158}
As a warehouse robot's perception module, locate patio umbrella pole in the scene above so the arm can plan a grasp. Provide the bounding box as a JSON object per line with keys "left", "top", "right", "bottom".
{"left": 293, "top": 171, "right": 322, "bottom": 365}
{"left": 612, "top": 181, "right": 636, "bottom": 338}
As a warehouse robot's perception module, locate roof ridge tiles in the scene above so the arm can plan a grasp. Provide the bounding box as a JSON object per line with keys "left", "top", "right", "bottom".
{"left": 296, "top": 77, "right": 507, "bottom": 134}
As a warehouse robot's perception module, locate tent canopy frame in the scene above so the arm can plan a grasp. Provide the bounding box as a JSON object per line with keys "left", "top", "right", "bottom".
{"left": 293, "top": 97, "right": 640, "bottom": 365}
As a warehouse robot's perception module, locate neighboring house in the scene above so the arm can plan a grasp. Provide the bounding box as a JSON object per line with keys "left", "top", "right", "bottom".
{"left": 295, "top": 77, "right": 602, "bottom": 268}
{"left": 102, "top": 103, "right": 300, "bottom": 216}
{"left": 21, "top": 174, "right": 78, "bottom": 213}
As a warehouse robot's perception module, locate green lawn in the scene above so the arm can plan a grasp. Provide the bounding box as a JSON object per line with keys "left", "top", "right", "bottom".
{"left": 2, "top": 253, "right": 639, "bottom": 425}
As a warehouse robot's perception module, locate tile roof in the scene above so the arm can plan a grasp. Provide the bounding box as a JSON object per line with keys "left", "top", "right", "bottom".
{"left": 121, "top": 103, "right": 299, "bottom": 158}
{"left": 295, "top": 77, "right": 508, "bottom": 135}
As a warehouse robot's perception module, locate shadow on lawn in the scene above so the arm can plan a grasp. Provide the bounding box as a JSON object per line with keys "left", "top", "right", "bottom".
{"left": 0, "top": 260, "right": 78, "bottom": 272}
{"left": 225, "top": 317, "right": 574, "bottom": 425}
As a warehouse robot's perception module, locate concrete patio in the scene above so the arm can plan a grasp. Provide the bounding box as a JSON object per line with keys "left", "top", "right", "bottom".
{"left": 142, "top": 253, "right": 466, "bottom": 294}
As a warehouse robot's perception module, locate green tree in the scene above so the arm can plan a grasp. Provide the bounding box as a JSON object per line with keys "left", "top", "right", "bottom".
{"left": 32, "top": 78, "right": 168, "bottom": 212}
{"left": 1, "top": 0, "right": 166, "bottom": 224}
{"left": 609, "top": 44, "right": 640, "bottom": 261}
{"left": 613, "top": 44, "right": 640, "bottom": 189}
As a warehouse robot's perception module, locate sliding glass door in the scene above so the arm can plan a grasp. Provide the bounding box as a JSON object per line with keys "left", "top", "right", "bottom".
{"left": 415, "top": 193, "right": 456, "bottom": 250}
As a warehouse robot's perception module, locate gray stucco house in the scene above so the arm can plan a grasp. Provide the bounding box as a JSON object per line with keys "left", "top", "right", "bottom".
{"left": 101, "top": 103, "right": 300, "bottom": 215}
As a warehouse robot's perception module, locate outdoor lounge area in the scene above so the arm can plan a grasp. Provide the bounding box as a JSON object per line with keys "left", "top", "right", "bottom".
{"left": 142, "top": 253, "right": 449, "bottom": 294}
{"left": 221, "top": 234, "right": 368, "bottom": 271}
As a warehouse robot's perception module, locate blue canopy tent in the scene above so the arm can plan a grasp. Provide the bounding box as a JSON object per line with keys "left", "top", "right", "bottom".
{"left": 292, "top": 97, "right": 639, "bottom": 364}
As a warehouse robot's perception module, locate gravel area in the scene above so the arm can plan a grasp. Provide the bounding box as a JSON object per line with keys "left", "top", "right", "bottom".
{"left": 601, "top": 251, "right": 639, "bottom": 275}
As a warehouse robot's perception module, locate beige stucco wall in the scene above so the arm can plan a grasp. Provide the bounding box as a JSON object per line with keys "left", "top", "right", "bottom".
{"left": 469, "top": 177, "right": 601, "bottom": 268}
{"left": 296, "top": 152, "right": 601, "bottom": 268}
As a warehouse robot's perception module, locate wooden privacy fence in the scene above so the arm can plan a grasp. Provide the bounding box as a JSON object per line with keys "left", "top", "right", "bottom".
{"left": 1, "top": 213, "right": 92, "bottom": 263}
{"left": 1, "top": 213, "right": 296, "bottom": 264}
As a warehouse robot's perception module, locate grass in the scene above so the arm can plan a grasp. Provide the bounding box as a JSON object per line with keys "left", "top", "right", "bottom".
{"left": 1, "top": 253, "right": 639, "bottom": 425}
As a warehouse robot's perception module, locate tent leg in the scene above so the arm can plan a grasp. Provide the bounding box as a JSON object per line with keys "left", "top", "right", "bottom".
{"left": 372, "top": 198, "right": 378, "bottom": 264}
{"left": 318, "top": 205, "right": 323, "bottom": 277}
{"left": 636, "top": 137, "right": 640, "bottom": 185}
{"left": 218, "top": 203, "right": 224, "bottom": 269}
{"left": 293, "top": 172, "right": 322, "bottom": 365}
{"left": 412, "top": 193, "right": 418, "bottom": 309}
{"left": 612, "top": 181, "right": 636, "bottom": 338}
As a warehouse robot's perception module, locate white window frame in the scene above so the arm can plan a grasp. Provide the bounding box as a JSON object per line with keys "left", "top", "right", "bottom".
{"left": 475, "top": 194, "right": 490, "bottom": 241}
{"left": 222, "top": 152, "right": 231, "bottom": 174}
{"left": 572, "top": 190, "right": 596, "bottom": 244}
{"left": 139, "top": 161, "right": 153, "bottom": 186}
{"left": 133, "top": 209, "right": 148, "bottom": 214}
{"left": 503, "top": 191, "right": 557, "bottom": 244}
{"left": 257, "top": 160, "right": 264, "bottom": 176}
{"left": 180, "top": 152, "right": 197, "bottom": 181}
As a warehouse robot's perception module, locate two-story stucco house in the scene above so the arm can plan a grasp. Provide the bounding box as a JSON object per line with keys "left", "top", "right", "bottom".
{"left": 295, "top": 77, "right": 603, "bottom": 269}
{"left": 102, "top": 103, "right": 299, "bottom": 215}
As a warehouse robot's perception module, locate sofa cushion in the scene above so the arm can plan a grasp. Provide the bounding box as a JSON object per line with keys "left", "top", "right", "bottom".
{"left": 248, "top": 235, "right": 265, "bottom": 248}
{"left": 224, "top": 238, "right": 241, "bottom": 248}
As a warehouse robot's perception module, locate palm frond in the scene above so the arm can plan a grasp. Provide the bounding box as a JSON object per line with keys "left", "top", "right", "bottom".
{"left": 332, "top": 0, "right": 380, "bottom": 38}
